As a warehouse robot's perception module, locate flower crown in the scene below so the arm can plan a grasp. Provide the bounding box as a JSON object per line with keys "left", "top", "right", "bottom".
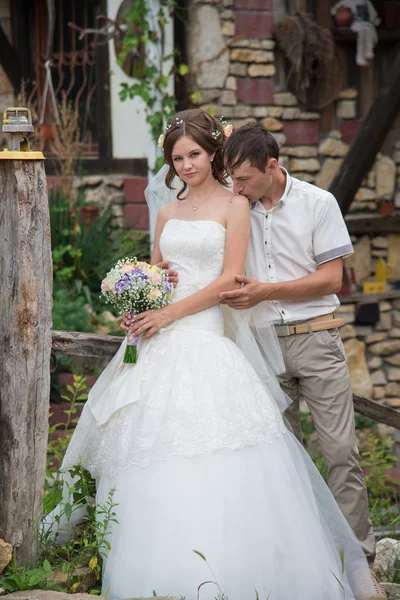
{"left": 157, "top": 116, "right": 233, "bottom": 149}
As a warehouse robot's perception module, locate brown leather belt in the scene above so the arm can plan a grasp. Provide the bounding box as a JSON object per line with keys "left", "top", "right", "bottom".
{"left": 275, "top": 313, "right": 345, "bottom": 337}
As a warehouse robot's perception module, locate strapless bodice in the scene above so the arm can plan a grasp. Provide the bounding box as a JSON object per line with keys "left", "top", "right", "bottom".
{"left": 159, "top": 219, "right": 226, "bottom": 332}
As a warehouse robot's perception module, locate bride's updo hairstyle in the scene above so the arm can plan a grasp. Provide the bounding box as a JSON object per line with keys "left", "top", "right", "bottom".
{"left": 163, "top": 108, "right": 228, "bottom": 199}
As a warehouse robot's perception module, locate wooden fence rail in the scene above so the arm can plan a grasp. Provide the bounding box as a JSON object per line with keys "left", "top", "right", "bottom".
{"left": 52, "top": 330, "right": 400, "bottom": 431}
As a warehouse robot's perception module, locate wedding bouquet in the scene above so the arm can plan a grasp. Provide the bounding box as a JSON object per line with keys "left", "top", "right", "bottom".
{"left": 101, "top": 257, "right": 174, "bottom": 364}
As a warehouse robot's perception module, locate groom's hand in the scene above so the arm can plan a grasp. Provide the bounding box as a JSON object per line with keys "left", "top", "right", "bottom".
{"left": 157, "top": 260, "right": 179, "bottom": 286}
{"left": 219, "top": 275, "right": 266, "bottom": 309}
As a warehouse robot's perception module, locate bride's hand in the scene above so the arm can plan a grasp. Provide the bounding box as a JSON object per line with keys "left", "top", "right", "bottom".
{"left": 129, "top": 307, "right": 173, "bottom": 338}
{"left": 121, "top": 311, "right": 132, "bottom": 332}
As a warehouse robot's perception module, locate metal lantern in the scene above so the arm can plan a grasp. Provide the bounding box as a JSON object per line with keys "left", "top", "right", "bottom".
{"left": 1, "top": 107, "right": 44, "bottom": 160}
{"left": 2, "top": 107, "right": 35, "bottom": 151}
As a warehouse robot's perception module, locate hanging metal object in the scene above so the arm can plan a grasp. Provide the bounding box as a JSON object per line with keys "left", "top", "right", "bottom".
{"left": 2, "top": 107, "right": 44, "bottom": 159}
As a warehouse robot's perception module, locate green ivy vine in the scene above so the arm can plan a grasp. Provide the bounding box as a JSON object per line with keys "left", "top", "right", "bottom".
{"left": 118, "top": 0, "right": 188, "bottom": 160}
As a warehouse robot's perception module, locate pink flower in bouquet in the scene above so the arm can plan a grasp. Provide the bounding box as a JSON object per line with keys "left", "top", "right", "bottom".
{"left": 101, "top": 275, "right": 111, "bottom": 294}
{"left": 119, "top": 265, "right": 133, "bottom": 275}
{"left": 148, "top": 271, "right": 161, "bottom": 285}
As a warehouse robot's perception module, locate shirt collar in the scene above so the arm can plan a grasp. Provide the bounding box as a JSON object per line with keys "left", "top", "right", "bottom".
{"left": 250, "top": 167, "right": 292, "bottom": 213}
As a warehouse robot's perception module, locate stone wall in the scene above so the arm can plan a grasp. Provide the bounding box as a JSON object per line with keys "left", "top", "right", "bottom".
{"left": 185, "top": 0, "right": 400, "bottom": 411}
{"left": 47, "top": 174, "right": 149, "bottom": 230}
{"left": 338, "top": 299, "right": 400, "bottom": 409}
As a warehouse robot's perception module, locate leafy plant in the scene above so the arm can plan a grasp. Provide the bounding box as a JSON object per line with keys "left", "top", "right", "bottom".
{"left": 0, "top": 556, "right": 63, "bottom": 593}
{"left": 39, "top": 478, "right": 118, "bottom": 594}
{"left": 45, "top": 375, "right": 89, "bottom": 513}
{"left": 118, "top": 0, "right": 188, "bottom": 172}
{"left": 52, "top": 288, "right": 94, "bottom": 333}
{"left": 299, "top": 410, "right": 316, "bottom": 442}
{"left": 354, "top": 414, "right": 378, "bottom": 431}
{"left": 51, "top": 188, "right": 140, "bottom": 307}
{"left": 361, "top": 435, "right": 400, "bottom": 505}
{"left": 368, "top": 498, "right": 400, "bottom": 533}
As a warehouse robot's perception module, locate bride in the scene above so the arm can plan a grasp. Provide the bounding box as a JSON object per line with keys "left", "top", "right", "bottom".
{"left": 57, "top": 109, "right": 378, "bottom": 600}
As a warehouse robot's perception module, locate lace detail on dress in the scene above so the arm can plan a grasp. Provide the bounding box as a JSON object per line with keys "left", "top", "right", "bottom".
{"left": 61, "top": 220, "right": 287, "bottom": 477}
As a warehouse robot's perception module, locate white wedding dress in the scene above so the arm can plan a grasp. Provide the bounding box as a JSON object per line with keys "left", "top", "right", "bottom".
{"left": 58, "top": 219, "right": 375, "bottom": 600}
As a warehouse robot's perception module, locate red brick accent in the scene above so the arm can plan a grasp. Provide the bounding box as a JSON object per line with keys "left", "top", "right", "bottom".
{"left": 47, "top": 176, "right": 62, "bottom": 190}
{"left": 340, "top": 119, "right": 362, "bottom": 144}
{"left": 124, "top": 203, "right": 149, "bottom": 230}
{"left": 237, "top": 78, "right": 274, "bottom": 105}
{"left": 283, "top": 120, "right": 320, "bottom": 145}
{"left": 235, "top": 0, "right": 272, "bottom": 9}
{"left": 124, "top": 177, "right": 148, "bottom": 204}
{"left": 235, "top": 10, "right": 274, "bottom": 38}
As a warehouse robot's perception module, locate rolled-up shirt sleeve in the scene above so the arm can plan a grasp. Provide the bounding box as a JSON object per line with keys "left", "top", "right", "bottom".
{"left": 313, "top": 192, "right": 354, "bottom": 265}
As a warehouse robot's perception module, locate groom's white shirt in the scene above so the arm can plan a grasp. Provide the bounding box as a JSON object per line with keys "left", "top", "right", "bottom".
{"left": 247, "top": 168, "right": 354, "bottom": 325}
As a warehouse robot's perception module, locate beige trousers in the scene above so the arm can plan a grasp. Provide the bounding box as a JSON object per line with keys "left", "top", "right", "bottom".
{"left": 277, "top": 327, "right": 376, "bottom": 563}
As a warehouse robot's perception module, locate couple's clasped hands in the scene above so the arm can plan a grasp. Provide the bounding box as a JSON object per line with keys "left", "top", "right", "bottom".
{"left": 121, "top": 263, "right": 267, "bottom": 337}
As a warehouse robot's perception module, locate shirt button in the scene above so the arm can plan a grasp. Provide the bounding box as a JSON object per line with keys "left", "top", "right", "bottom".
{"left": 264, "top": 241, "right": 267, "bottom": 244}
{"left": 282, "top": 311, "right": 285, "bottom": 315}
{"left": 265, "top": 215, "right": 268, "bottom": 219}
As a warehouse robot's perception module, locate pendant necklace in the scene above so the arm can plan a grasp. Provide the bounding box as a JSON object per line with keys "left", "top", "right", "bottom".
{"left": 187, "top": 183, "right": 218, "bottom": 211}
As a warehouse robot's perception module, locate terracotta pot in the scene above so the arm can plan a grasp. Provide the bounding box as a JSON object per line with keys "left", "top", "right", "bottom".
{"left": 378, "top": 201, "right": 395, "bottom": 215}
{"left": 81, "top": 204, "right": 100, "bottom": 226}
{"left": 334, "top": 6, "right": 353, "bottom": 28}
{"left": 39, "top": 123, "right": 55, "bottom": 141}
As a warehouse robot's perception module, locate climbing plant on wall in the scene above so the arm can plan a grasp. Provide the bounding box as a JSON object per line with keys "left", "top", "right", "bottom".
{"left": 117, "top": 0, "right": 188, "bottom": 172}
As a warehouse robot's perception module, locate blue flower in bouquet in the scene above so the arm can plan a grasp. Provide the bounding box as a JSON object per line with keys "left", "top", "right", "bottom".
{"left": 115, "top": 274, "right": 131, "bottom": 294}
{"left": 131, "top": 270, "right": 146, "bottom": 280}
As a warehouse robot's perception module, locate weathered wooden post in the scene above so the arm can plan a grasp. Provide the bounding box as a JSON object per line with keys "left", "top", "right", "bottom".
{"left": 0, "top": 108, "right": 52, "bottom": 565}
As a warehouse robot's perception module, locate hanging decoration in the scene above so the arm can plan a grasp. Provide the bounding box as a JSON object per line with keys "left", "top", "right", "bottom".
{"left": 275, "top": 12, "right": 341, "bottom": 110}
{"left": 331, "top": 0, "right": 381, "bottom": 67}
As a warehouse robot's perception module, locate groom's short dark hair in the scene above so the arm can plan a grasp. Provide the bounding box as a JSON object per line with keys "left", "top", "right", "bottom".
{"left": 224, "top": 122, "right": 280, "bottom": 173}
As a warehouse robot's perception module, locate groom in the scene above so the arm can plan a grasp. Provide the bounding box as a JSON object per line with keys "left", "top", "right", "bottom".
{"left": 219, "top": 123, "right": 381, "bottom": 575}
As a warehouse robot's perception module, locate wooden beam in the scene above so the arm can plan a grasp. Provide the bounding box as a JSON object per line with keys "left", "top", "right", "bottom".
{"left": 314, "top": 0, "right": 335, "bottom": 133}
{"left": 339, "top": 290, "right": 400, "bottom": 305}
{"left": 51, "top": 330, "right": 400, "bottom": 431}
{"left": 0, "top": 158, "right": 52, "bottom": 565}
{"left": 329, "top": 44, "right": 400, "bottom": 215}
{"left": 52, "top": 330, "right": 122, "bottom": 359}
{"left": 9, "top": 0, "right": 35, "bottom": 90}
{"left": 0, "top": 22, "right": 22, "bottom": 91}
{"left": 345, "top": 214, "right": 400, "bottom": 235}
{"left": 353, "top": 394, "right": 400, "bottom": 430}
{"left": 95, "top": 0, "right": 112, "bottom": 160}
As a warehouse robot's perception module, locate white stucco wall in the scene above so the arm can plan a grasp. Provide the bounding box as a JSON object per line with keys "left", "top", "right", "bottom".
{"left": 107, "top": 0, "right": 173, "bottom": 160}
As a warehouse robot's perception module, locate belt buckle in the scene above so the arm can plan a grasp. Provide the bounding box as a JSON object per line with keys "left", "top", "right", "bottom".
{"left": 278, "top": 324, "right": 291, "bottom": 336}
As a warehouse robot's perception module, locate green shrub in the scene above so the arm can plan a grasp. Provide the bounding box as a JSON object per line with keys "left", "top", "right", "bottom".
{"left": 52, "top": 288, "right": 94, "bottom": 333}
{"left": 49, "top": 187, "right": 150, "bottom": 316}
